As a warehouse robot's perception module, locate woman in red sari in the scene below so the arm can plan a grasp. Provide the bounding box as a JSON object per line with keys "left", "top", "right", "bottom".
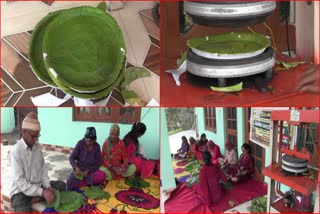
{"left": 225, "top": 143, "right": 254, "bottom": 183}
{"left": 193, "top": 151, "right": 227, "bottom": 205}
{"left": 187, "top": 137, "right": 197, "bottom": 159}
{"left": 123, "top": 122, "right": 156, "bottom": 178}
{"left": 101, "top": 124, "right": 135, "bottom": 179}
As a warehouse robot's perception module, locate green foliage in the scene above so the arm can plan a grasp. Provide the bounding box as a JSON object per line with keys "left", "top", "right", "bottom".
{"left": 184, "top": 160, "right": 203, "bottom": 187}
{"left": 125, "top": 177, "right": 150, "bottom": 188}
{"left": 165, "top": 108, "right": 195, "bottom": 133}
{"left": 83, "top": 186, "right": 111, "bottom": 200}
{"left": 250, "top": 196, "right": 267, "bottom": 213}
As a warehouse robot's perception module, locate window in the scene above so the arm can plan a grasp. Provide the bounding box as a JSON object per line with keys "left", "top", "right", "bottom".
{"left": 204, "top": 108, "right": 216, "bottom": 132}
{"left": 73, "top": 108, "right": 141, "bottom": 124}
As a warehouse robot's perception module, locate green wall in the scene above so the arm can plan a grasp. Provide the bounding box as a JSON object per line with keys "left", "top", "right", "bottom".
{"left": 160, "top": 108, "right": 176, "bottom": 190}
{"left": 1, "top": 108, "right": 15, "bottom": 134}
{"left": 38, "top": 107, "right": 159, "bottom": 159}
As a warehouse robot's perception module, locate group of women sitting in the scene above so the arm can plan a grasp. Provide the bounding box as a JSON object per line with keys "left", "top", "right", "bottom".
{"left": 175, "top": 133, "right": 254, "bottom": 205}
{"left": 66, "top": 122, "right": 157, "bottom": 190}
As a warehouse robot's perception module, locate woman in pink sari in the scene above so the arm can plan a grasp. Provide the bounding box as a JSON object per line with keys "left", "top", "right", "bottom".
{"left": 225, "top": 143, "right": 254, "bottom": 183}
{"left": 207, "top": 140, "right": 223, "bottom": 165}
{"left": 123, "top": 122, "right": 156, "bottom": 178}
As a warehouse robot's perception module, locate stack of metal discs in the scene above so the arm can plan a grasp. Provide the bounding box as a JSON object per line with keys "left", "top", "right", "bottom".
{"left": 282, "top": 154, "right": 308, "bottom": 174}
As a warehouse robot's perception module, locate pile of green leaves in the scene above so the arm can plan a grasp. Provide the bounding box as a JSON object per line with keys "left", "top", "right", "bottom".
{"left": 125, "top": 176, "right": 150, "bottom": 188}
{"left": 250, "top": 196, "right": 267, "bottom": 213}
{"left": 83, "top": 186, "right": 111, "bottom": 200}
{"left": 184, "top": 160, "right": 203, "bottom": 187}
{"left": 46, "top": 191, "right": 86, "bottom": 212}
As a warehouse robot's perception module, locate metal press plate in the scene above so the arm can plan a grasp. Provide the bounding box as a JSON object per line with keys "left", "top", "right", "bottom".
{"left": 186, "top": 47, "right": 275, "bottom": 78}
{"left": 282, "top": 164, "right": 308, "bottom": 173}
{"left": 184, "top": 1, "right": 276, "bottom": 18}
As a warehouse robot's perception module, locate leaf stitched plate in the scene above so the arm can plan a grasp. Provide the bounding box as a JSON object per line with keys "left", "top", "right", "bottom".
{"left": 43, "top": 6, "right": 126, "bottom": 92}
{"left": 49, "top": 57, "right": 126, "bottom": 99}
{"left": 29, "top": 11, "right": 62, "bottom": 87}
{"left": 187, "top": 32, "right": 270, "bottom": 60}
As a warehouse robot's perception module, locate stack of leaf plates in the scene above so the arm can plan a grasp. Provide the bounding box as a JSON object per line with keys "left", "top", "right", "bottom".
{"left": 29, "top": 6, "right": 126, "bottom": 99}
{"left": 187, "top": 32, "right": 271, "bottom": 60}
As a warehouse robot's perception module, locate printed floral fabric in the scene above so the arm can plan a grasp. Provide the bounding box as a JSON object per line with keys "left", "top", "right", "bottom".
{"left": 96, "top": 176, "right": 160, "bottom": 213}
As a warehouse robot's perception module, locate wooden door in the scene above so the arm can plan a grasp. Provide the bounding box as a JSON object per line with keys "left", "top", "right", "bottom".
{"left": 225, "top": 108, "right": 238, "bottom": 151}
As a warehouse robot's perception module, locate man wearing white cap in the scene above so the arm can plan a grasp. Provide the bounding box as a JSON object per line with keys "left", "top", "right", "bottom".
{"left": 10, "top": 112, "right": 55, "bottom": 212}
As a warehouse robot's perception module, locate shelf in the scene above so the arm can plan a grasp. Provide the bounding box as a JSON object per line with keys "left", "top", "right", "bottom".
{"left": 262, "top": 164, "right": 318, "bottom": 195}
{"left": 271, "top": 198, "right": 299, "bottom": 213}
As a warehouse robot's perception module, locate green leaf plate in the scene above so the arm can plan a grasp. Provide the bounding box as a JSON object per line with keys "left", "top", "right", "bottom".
{"left": 187, "top": 32, "right": 270, "bottom": 59}
{"left": 45, "top": 189, "right": 60, "bottom": 209}
{"left": 29, "top": 11, "right": 62, "bottom": 87}
{"left": 43, "top": 6, "right": 126, "bottom": 92}
{"left": 56, "top": 191, "right": 85, "bottom": 212}
{"left": 49, "top": 57, "right": 126, "bottom": 99}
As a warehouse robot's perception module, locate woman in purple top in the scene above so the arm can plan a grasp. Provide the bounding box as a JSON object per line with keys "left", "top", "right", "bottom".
{"left": 174, "top": 136, "right": 190, "bottom": 159}
{"left": 66, "top": 127, "right": 106, "bottom": 189}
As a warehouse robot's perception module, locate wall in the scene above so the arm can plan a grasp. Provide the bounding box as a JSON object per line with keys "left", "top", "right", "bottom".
{"left": 295, "top": 1, "right": 315, "bottom": 61}
{"left": 1, "top": 108, "right": 15, "bottom": 133}
{"left": 38, "top": 107, "right": 159, "bottom": 159}
{"left": 160, "top": 108, "right": 176, "bottom": 190}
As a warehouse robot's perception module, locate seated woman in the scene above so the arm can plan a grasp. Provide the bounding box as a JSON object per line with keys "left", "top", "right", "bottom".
{"left": 197, "top": 133, "right": 208, "bottom": 152}
{"left": 218, "top": 141, "right": 237, "bottom": 168}
{"left": 207, "top": 140, "right": 223, "bottom": 165}
{"left": 101, "top": 124, "right": 136, "bottom": 179}
{"left": 186, "top": 136, "right": 197, "bottom": 159}
{"left": 124, "top": 122, "right": 156, "bottom": 178}
{"left": 193, "top": 151, "right": 227, "bottom": 205}
{"left": 225, "top": 143, "right": 254, "bottom": 183}
{"left": 67, "top": 127, "right": 106, "bottom": 189}
{"left": 174, "top": 136, "right": 190, "bottom": 159}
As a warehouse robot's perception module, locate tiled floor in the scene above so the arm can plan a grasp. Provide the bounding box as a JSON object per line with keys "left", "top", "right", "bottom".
{"left": 1, "top": 2, "right": 159, "bottom": 106}
{"left": 1, "top": 143, "right": 72, "bottom": 198}
{"left": 1, "top": 138, "right": 73, "bottom": 212}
